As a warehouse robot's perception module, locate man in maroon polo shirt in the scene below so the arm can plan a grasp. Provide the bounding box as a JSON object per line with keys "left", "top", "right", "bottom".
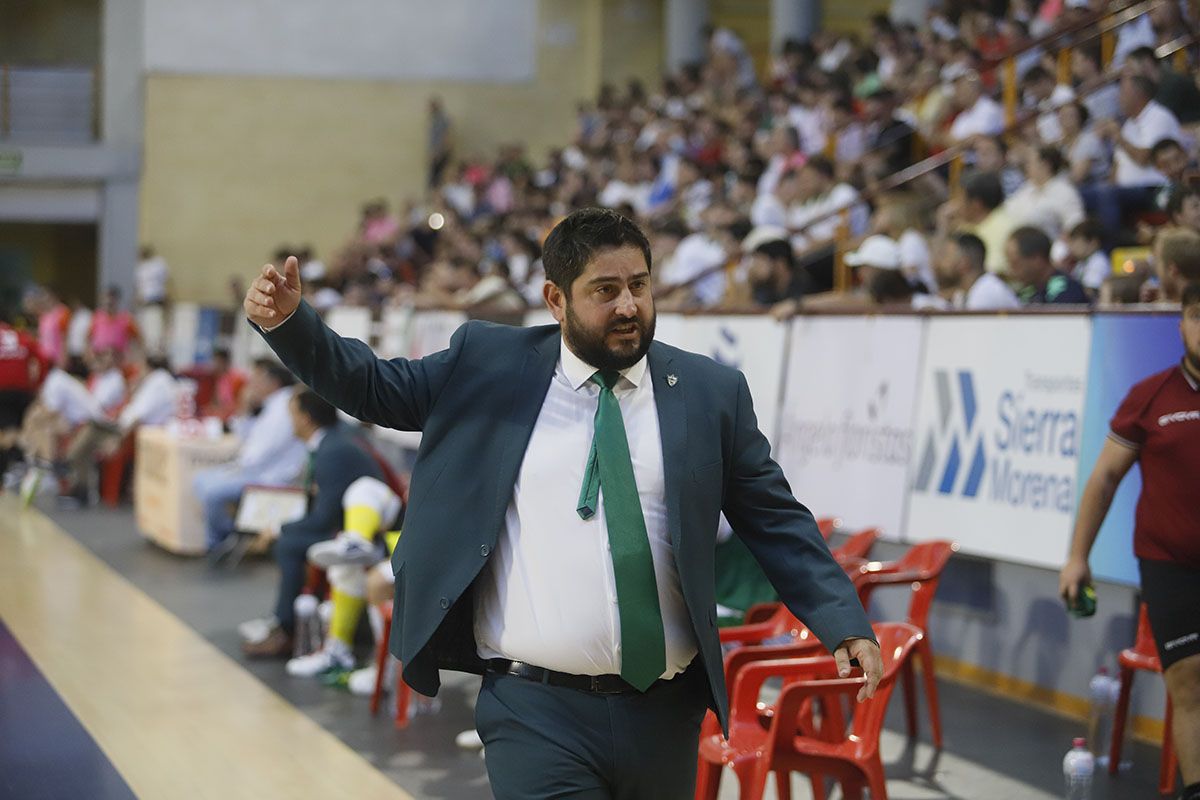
{"left": 1060, "top": 282, "right": 1200, "bottom": 800}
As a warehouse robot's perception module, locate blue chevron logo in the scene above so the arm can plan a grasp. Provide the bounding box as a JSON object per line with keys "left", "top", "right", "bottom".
{"left": 913, "top": 370, "right": 987, "bottom": 498}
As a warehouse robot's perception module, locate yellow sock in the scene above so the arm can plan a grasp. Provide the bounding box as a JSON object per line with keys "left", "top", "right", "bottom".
{"left": 329, "top": 588, "right": 367, "bottom": 647}
{"left": 344, "top": 505, "right": 382, "bottom": 540}
{"left": 383, "top": 530, "right": 401, "bottom": 555}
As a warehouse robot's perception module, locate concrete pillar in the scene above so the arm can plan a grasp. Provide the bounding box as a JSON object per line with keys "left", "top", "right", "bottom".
{"left": 98, "top": 0, "right": 144, "bottom": 300}
{"left": 665, "top": 0, "right": 709, "bottom": 72}
{"left": 770, "top": 0, "right": 819, "bottom": 49}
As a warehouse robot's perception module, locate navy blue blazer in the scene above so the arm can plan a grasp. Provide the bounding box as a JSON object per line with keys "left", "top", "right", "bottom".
{"left": 260, "top": 301, "right": 873, "bottom": 731}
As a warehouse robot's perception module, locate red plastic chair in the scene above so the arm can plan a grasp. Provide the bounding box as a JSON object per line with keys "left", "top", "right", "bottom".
{"left": 99, "top": 430, "right": 136, "bottom": 507}
{"left": 1109, "top": 603, "right": 1178, "bottom": 796}
{"left": 696, "top": 622, "right": 924, "bottom": 800}
{"left": 816, "top": 517, "right": 839, "bottom": 541}
{"left": 850, "top": 540, "right": 956, "bottom": 748}
{"left": 831, "top": 528, "right": 879, "bottom": 564}
{"left": 370, "top": 600, "right": 413, "bottom": 728}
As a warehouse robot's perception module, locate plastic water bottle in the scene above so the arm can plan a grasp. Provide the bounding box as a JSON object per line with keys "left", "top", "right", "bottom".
{"left": 1086, "top": 667, "right": 1116, "bottom": 759}
{"left": 293, "top": 594, "right": 322, "bottom": 658}
{"left": 1063, "top": 737, "right": 1095, "bottom": 799}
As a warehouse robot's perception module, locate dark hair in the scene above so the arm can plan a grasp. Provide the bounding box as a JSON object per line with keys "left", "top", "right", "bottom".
{"left": 293, "top": 389, "right": 338, "bottom": 429}
{"left": 754, "top": 239, "right": 795, "bottom": 267}
{"left": 253, "top": 357, "right": 296, "bottom": 388}
{"left": 868, "top": 270, "right": 915, "bottom": 304}
{"left": 962, "top": 171, "right": 1005, "bottom": 211}
{"left": 1009, "top": 226, "right": 1053, "bottom": 260}
{"left": 146, "top": 355, "right": 172, "bottom": 374}
{"left": 1069, "top": 218, "right": 1104, "bottom": 243}
{"left": 803, "top": 155, "right": 836, "bottom": 180}
{"left": 1023, "top": 65, "right": 1053, "bottom": 85}
{"left": 1036, "top": 146, "right": 1066, "bottom": 175}
{"left": 952, "top": 232, "right": 987, "bottom": 273}
{"left": 541, "top": 207, "right": 652, "bottom": 295}
{"left": 1128, "top": 45, "right": 1158, "bottom": 64}
{"left": 1151, "top": 138, "right": 1184, "bottom": 161}
{"left": 1183, "top": 282, "right": 1200, "bottom": 310}
{"left": 64, "top": 356, "right": 89, "bottom": 379}
{"left": 1167, "top": 185, "right": 1200, "bottom": 218}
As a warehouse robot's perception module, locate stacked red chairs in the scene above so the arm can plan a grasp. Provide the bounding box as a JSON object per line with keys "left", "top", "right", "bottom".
{"left": 696, "top": 621, "right": 924, "bottom": 800}
{"left": 370, "top": 600, "right": 413, "bottom": 728}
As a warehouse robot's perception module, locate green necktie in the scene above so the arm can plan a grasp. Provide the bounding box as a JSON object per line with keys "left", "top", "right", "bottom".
{"left": 577, "top": 370, "right": 666, "bottom": 691}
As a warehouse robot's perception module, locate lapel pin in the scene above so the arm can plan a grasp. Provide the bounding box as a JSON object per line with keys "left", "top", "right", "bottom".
{"left": 666, "top": 374, "right": 678, "bottom": 387}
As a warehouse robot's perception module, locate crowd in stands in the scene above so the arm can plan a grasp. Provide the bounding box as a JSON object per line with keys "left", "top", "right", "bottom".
{"left": 2, "top": 0, "right": 1199, "bottom": 737}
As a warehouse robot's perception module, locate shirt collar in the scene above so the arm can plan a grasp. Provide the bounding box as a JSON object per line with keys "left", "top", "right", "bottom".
{"left": 559, "top": 336, "right": 648, "bottom": 392}
{"left": 306, "top": 427, "right": 328, "bottom": 452}
{"left": 1182, "top": 360, "right": 1200, "bottom": 391}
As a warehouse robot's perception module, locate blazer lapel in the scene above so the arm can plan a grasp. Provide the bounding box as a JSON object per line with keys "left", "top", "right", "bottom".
{"left": 649, "top": 343, "right": 686, "bottom": 552}
{"left": 490, "top": 329, "right": 560, "bottom": 524}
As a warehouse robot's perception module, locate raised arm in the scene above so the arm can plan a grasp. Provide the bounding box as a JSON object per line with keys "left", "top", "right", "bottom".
{"left": 245, "top": 256, "right": 466, "bottom": 430}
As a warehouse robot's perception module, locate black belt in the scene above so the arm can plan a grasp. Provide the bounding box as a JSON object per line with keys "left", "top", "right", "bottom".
{"left": 485, "top": 659, "right": 647, "bottom": 694}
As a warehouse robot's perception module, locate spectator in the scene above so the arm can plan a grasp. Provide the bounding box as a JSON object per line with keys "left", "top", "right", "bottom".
{"left": 1166, "top": 186, "right": 1200, "bottom": 235}
{"left": 937, "top": 171, "right": 1016, "bottom": 274}
{"left": 202, "top": 348, "right": 248, "bottom": 421}
{"left": 64, "top": 297, "right": 92, "bottom": 359}
{"left": 1150, "top": 139, "right": 1194, "bottom": 212}
{"left": 1125, "top": 45, "right": 1200, "bottom": 125}
{"left": 86, "top": 348, "right": 126, "bottom": 416}
{"left": 135, "top": 245, "right": 169, "bottom": 307}
{"left": 61, "top": 350, "right": 177, "bottom": 505}
{"left": 1021, "top": 64, "right": 1075, "bottom": 143}
{"left": 862, "top": 88, "right": 916, "bottom": 175}
{"left": 32, "top": 287, "right": 71, "bottom": 366}
{"left": 0, "top": 311, "right": 47, "bottom": 484}
{"left": 194, "top": 358, "right": 306, "bottom": 552}
{"left": 787, "top": 155, "right": 866, "bottom": 251}
{"left": 1066, "top": 219, "right": 1111, "bottom": 295}
{"left": 872, "top": 193, "right": 937, "bottom": 292}
{"left": 241, "top": 390, "right": 384, "bottom": 659}
{"left": 1071, "top": 42, "right": 1119, "bottom": 123}
{"left": 948, "top": 71, "right": 1006, "bottom": 143}
{"left": 1058, "top": 102, "right": 1110, "bottom": 186}
{"left": 1153, "top": 228, "right": 1200, "bottom": 304}
{"left": 1004, "top": 146, "right": 1086, "bottom": 239}
{"left": 1006, "top": 225, "right": 1091, "bottom": 304}
{"left": 742, "top": 228, "right": 808, "bottom": 309}
{"left": 89, "top": 286, "right": 139, "bottom": 357}
{"left": 971, "top": 136, "right": 1024, "bottom": 197}
{"left": 1102, "top": 74, "right": 1184, "bottom": 189}
{"left": 935, "top": 232, "right": 1021, "bottom": 310}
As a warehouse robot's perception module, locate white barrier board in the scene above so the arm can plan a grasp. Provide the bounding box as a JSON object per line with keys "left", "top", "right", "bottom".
{"left": 906, "top": 317, "right": 1091, "bottom": 568}
{"left": 776, "top": 316, "right": 924, "bottom": 538}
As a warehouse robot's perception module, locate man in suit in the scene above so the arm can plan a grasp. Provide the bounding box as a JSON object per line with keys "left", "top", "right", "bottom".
{"left": 245, "top": 208, "right": 880, "bottom": 798}
{"left": 242, "top": 389, "right": 384, "bottom": 658}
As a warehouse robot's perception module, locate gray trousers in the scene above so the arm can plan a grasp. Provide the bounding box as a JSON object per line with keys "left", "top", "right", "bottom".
{"left": 476, "top": 659, "right": 709, "bottom": 799}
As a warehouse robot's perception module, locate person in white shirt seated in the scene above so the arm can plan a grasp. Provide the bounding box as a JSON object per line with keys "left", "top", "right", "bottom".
{"left": 1066, "top": 219, "right": 1111, "bottom": 296}
{"left": 1084, "top": 74, "right": 1184, "bottom": 243}
{"left": 1004, "top": 146, "right": 1086, "bottom": 240}
{"left": 193, "top": 358, "right": 307, "bottom": 553}
{"left": 947, "top": 71, "right": 1005, "bottom": 144}
{"left": 18, "top": 357, "right": 102, "bottom": 480}
{"left": 61, "top": 350, "right": 178, "bottom": 505}
{"left": 87, "top": 348, "right": 126, "bottom": 416}
{"left": 934, "top": 232, "right": 1021, "bottom": 311}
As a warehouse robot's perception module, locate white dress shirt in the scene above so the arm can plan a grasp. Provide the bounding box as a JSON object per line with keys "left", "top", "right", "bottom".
{"left": 117, "top": 369, "right": 178, "bottom": 431}
{"left": 40, "top": 369, "right": 102, "bottom": 426}
{"left": 949, "top": 96, "right": 1005, "bottom": 142}
{"left": 475, "top": 339, "right": 697, "bottom": 678}
{"left": 1003, "top": 175, "right": 1086, "bottom": 239}
{"left": 235, "top": 386, "right": 307, "bottom": 485}
{"left": 1115, "top": 101, "right": 1183, "bottom": 187}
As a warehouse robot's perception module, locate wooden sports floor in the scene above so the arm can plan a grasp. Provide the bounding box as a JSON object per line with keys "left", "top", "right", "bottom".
{"left": 0, "top": 493, "right": 1172, "bottom": 799}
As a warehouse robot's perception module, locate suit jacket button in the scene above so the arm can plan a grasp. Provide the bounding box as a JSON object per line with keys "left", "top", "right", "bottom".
{"left": 480, "top": 544, "right": 491, "bottom": 557}
{"left": 439, "top": 597, "right": 449, "bottom": 610}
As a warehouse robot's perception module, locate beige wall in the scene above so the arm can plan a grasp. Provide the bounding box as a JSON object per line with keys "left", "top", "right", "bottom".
{"left": 140, "top": 0, "right": 663, "bottom": 305}
{"left": 600, "top": 0, "right": 665, "bottom": 89}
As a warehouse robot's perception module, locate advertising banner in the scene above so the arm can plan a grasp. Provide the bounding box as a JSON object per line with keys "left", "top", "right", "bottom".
{"left": 1079, "top": 314, "right": 1183, "bottom": 585}
{"left": 673, "top": 316, "right": 788, "bottom": 447}
{"left": 906, "top": 317, "right": 1091, "bottom": 568}
{"left": 776, "top": 316, "right": 924, "bottom": 537}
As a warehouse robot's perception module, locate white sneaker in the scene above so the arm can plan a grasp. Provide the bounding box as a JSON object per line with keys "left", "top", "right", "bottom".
{"left": 238, "top": 616, "right": 278, "bottom": 644}
{"left": 347, "top": 665, "right": 378, "bottom": 696}
{"left": 286, "top": 642, "right": 355, "bottom": 677}
{"left": 455, "top": 728, "right": 484, "bottom": 750}
{"left": 308, "top": 531, "right": 382, "bottom": 568}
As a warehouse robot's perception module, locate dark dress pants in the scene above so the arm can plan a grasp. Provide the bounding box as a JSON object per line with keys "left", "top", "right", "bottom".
{"left": 274, "top": 527, "right": 328, "bottom": 633}
{"left": 476, "top": 658, "right": 709, "bottom": 799}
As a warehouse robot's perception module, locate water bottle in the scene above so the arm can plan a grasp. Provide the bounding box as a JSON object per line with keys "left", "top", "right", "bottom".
{"left": 1063, "top": 737, "right": 1095, "bottom": 800}
{"left": 1086, "top": 667, "right": 1115, "bottom": 759}
{"left": 292, "top": 593, "right": 322, "bottom": 658}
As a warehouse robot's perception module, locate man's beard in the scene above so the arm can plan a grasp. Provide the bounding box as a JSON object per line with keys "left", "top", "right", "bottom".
{"left": 563, "top": 303, "right": 656, "bottom": 372}
{"left": 1186, "top": 346, "right": 1200, "bottom": 376}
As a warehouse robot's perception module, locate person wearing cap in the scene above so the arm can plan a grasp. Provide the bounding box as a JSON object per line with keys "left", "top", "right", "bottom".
{"left": 846, "top": 235, "right": 949, "bottom": 311}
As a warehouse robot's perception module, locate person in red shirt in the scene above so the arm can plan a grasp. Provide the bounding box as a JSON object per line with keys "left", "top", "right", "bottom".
{"left": 0, "top": 312, "right": 49, "bottom": 483}
{"left": 1061, "top": 282, "right": 1200, "bottom": 800}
